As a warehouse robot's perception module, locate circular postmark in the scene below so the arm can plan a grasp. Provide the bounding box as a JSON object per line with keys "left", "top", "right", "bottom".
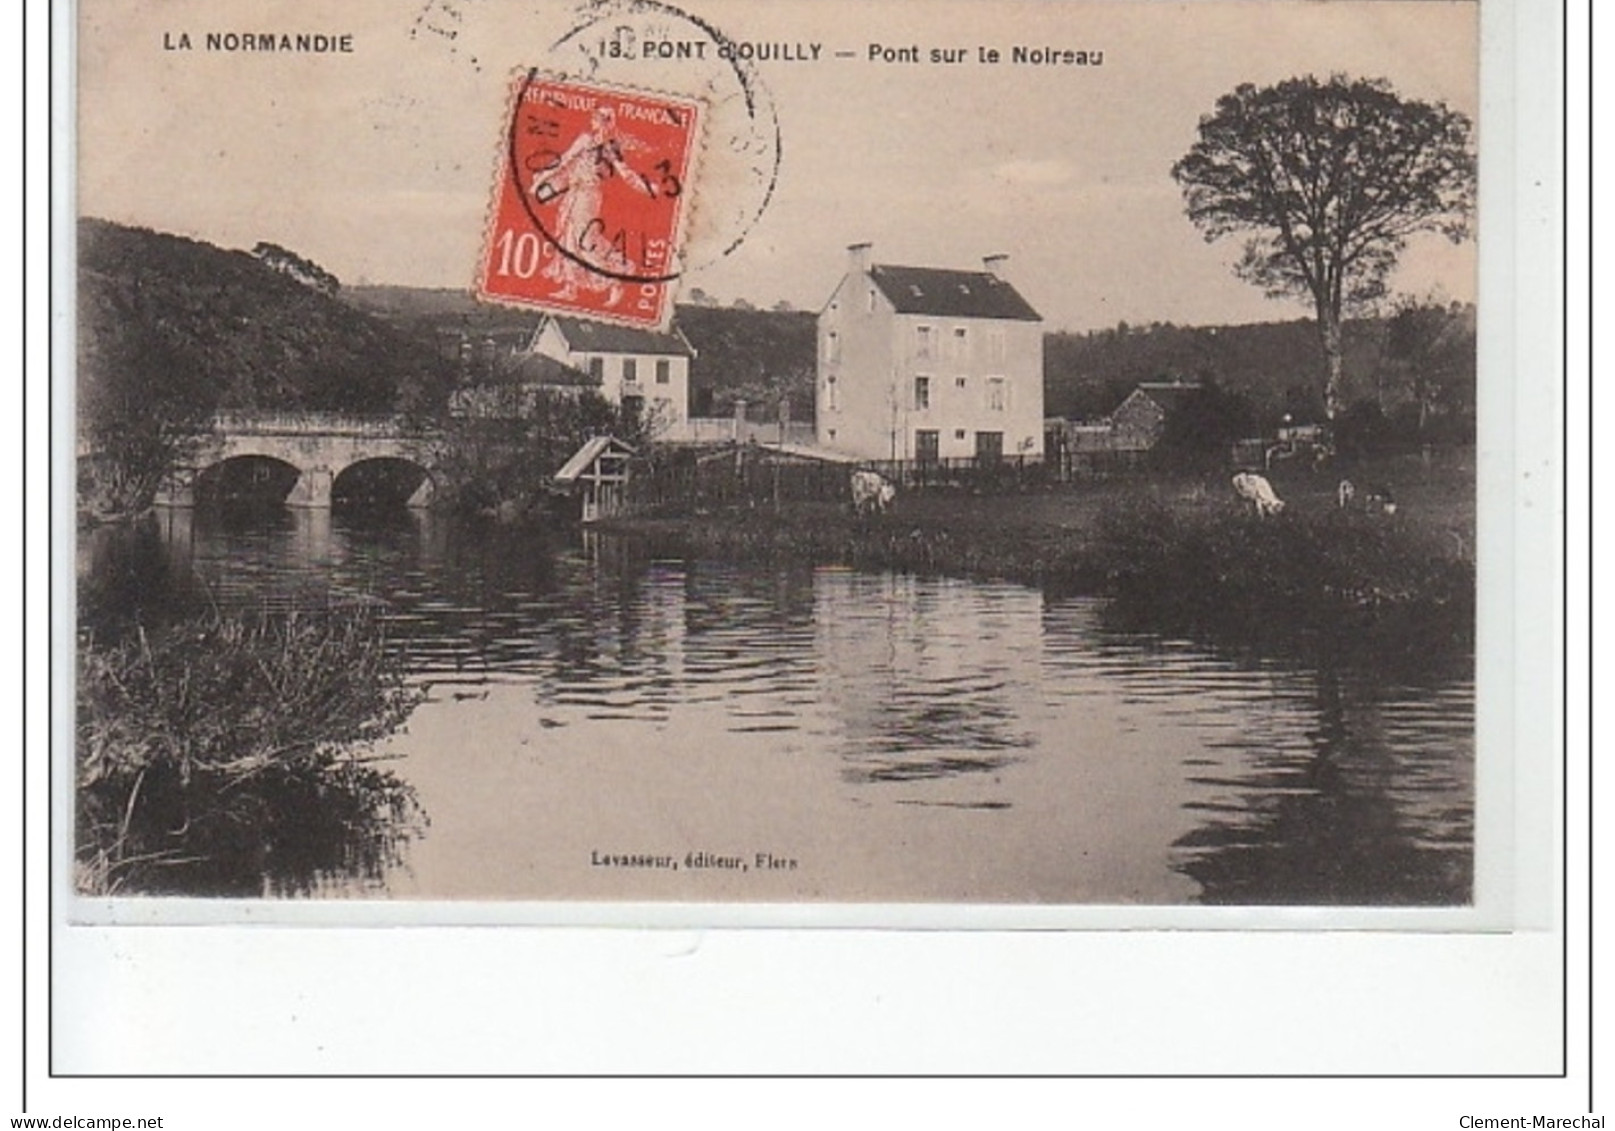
{"left": 447, "top": 0, "right": 785, "bottom": 323}
{"left": 504, "top": 71, "right": 701, "bottom": 289}
{"left": 540, "top": 0, "right": 783, "bottom": 273}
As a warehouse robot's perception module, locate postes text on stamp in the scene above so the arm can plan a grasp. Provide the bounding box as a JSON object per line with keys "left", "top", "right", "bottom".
{"left": 478, "top": 72, "right": 702, "bottom": 328}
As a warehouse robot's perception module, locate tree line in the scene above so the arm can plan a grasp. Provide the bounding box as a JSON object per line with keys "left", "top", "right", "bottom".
{"left": 1046, "top": 300, "right": 1475, "bottom": 445}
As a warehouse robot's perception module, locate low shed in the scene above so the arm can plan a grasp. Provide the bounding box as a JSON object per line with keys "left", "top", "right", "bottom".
{"left": 554, "top": 435, "right": 637, "bottom": 523}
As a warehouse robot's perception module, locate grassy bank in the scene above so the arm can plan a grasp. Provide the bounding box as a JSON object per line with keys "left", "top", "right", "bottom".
{"left": 76, "top": 609, "right": 424, "bottom": 896}
{"left": 601, "top": 456, "right": 1475, "bottom": 669}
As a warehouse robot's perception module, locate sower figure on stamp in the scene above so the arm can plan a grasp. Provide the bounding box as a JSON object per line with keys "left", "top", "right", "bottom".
{"left": 532, "top": 106, "right": 659, "bottom": 307}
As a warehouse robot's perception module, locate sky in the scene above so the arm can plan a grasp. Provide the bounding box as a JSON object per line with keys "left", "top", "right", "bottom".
{"left": 76, "top": 0, "right": 1479, "bottom": 333}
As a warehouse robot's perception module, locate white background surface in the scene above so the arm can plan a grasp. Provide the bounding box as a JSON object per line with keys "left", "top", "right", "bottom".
{"left": 14, "top": 0, "right": 1596, "bottom": 1125}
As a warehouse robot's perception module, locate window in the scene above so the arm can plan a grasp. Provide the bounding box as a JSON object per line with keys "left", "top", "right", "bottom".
{"left": 955, "top": 377, "right": 968, "bottom": 390}
{"left": 986, "top": 377, "right": 1007, "bottom": 411}
{"left": 952, "top": 326, "right": 969, "bottom": 361}
{"left": 954, "top": 429, "right": 967, "bottom": 441}
{"left": 915, "top": 430, "right": 940, "bottom": 463}
{"left": 623, "top": 358, "right": 639, "bottom": 384}
{"left": 825, "top": 375, "right": 840, "bottom": 411}
{"left": 826, "top": 331, "right": 841, "bottom": 363}
{"left": 913, "top": 376, "right": 931, "bottom": 411}
{"left": 868, "top": 287, "right": 877, "bottom": 312}
{"left": 655, "top": 359, "right": 671, "bottom": 384}
{"left": 587, "top": 357, "right": 604, "bottom": 381}
{"left": 915, "top": 325, "right": 933, "bottom": 359}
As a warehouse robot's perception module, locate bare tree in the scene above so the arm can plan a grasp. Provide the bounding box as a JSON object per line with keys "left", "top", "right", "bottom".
{"left": 1172, "top": 75, "right": 1475, "bottom": 419}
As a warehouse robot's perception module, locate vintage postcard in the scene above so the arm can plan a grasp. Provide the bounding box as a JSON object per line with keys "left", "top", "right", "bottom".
{"left": 70, "top": 0, "right": 1494, "bottom": 919}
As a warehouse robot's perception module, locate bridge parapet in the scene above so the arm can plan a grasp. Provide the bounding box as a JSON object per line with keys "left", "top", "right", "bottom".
{"left": 210, "top": 411, "right": 436, "bottom": 439}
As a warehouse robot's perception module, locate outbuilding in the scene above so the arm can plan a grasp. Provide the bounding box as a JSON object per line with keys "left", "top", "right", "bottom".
{"left": 553, "top": 435, "right": 638, "bottom": 522}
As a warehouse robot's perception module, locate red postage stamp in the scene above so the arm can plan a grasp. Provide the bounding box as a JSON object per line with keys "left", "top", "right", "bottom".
{"left": 477, "top": 73, "right": 703, "bottom": 329}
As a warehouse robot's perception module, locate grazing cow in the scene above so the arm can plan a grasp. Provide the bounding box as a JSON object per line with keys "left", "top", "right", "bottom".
{"left": 850, "top": 469, "right": 896, "bottom": 516}
{"left": 1363, "top": 484, "right": 1397, "bottom": 515}
{"left": 1232, "top": 471, "right": 1285, "bottom": 517}
{"left": 1337, "top": 478, "right": 1357, "bottom": 509}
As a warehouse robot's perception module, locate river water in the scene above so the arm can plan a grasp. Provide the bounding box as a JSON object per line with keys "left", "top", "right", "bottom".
{"left": 81, "top": 505, "right": 1474, "bottom": 905}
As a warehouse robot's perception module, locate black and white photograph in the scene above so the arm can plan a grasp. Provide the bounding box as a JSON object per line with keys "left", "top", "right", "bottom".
{"left": 71, "top": 0, "right": 1485, "bottom": 913}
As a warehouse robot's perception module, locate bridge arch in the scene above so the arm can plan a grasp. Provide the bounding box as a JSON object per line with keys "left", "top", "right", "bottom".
{"left": 157, "top": 412, "right": 444, "bottom": 509}
{"left": 331, "top": 457, "right": 437, "bottom": 509}
{"left": 192, "top": 454, "right": 302, "bottom": 505}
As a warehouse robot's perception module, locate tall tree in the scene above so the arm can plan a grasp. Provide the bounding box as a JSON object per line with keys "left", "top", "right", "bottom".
{"left": 77, "top": 272, "right": 220, "bottom": 519}
{"left": 1172, "top": 75, "right": 1475, "bottom": 419}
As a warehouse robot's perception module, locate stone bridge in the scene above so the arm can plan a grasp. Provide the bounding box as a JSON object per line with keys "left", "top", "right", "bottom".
{"left": 158, "top": 411, "right": 443, "bottom": 508}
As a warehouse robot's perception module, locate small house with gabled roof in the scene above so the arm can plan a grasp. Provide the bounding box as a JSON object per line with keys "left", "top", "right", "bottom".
{"left": 1108, "top": 380, "right": 1205, "bottom": 450}
{"left": 816, "top": 244, "right": 1044, "bottom": 462}
{"left": 526, "top": 315, "right": 696, "bottom": 438}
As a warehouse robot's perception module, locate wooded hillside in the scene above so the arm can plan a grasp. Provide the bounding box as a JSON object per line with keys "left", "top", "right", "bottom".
{"left": 346, "top": 286, "right": 820, "bottom": 421}
{"left": 673, "top": 305, "right": 817, "bottom": 420}
{"left": 80, "top": 220, "right": 451, "bottom": 416}
{"left": 1047, "top": 320, "right": 1385, "bottom": 425}
{"left": 340, "top": 283, "right": 1474, "bottom": 436}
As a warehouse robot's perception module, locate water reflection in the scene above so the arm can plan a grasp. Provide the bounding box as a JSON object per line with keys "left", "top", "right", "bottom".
{"left": 815, "top": 573, "right": 1035, "bottom": 790}
{"left": 1171, "top": 672, "right": 1473, "bottom": 905}
{"left": 79, "top": 506, "right": 1474, "bottom": 903}
{"left": 1039, "top": 601, "right": 1473, "bottom": 905}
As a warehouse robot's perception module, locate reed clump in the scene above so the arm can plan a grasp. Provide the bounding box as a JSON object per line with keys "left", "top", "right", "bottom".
{"left": 76, "top": 609, "right": 424, "bottom": 896}
{"left": 1087, "top": 497, "right": 1474, "bottom": 664}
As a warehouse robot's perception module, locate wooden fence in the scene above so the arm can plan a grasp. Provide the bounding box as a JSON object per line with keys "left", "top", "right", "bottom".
{"left": 859, "top": 455, "right": 1054, "bottom": 491}
{"left": 628, "top": 447, "right": 854, "bottom": 511}
{"left": 626, "top": 448, "right": 1109, "bottom": 512}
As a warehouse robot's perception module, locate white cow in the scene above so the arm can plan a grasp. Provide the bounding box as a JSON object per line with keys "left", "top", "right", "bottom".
{"left": 1232, "top": 471, "right": 1285, "bottom": 517}
{"left": 850, "top": 469, "right": 896, "bottom": 516}
{"left": 1363, "top": 484, "right": 1397, "bottom": 515}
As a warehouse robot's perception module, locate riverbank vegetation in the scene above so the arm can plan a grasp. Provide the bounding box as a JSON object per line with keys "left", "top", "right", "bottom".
{"left": 604, "top": 452, "right": 1474, "bottom": 671}
{"left": 435, "top": 386, "right": 649, "bottom": 521}
{"left": 76, "top": 609, "right": 424, "bottom": 896}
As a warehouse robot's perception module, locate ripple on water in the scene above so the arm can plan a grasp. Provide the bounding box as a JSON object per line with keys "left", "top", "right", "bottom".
{"left": 90, "top": 516, "right": 1474, "bottom": 905}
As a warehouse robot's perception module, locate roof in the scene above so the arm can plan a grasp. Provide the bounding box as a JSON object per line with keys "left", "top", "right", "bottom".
{"left": 494, "top": 353, "right": 597, "bottom": 387}
{"left": 1123, "top": 382, "right": 1204, "bottom": 413}
{"left": 768, "top": 442, "right": 858, "bottom": 464}
{"left": 546, "top": 316, "right": 694, "bottom": 357}
{"left": 553, "top": 435, "right": 638, "bottom": 483}
{"left": 866, "top": 264, "right": 1042, "bottom": 322}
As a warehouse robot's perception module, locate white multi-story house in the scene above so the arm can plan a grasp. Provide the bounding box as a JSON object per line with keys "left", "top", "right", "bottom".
{"left": 525, "top": 315, "right": 696, "bottom": 438}
{"left": 816, "top": 244, "right": 1044, "bottom": 463}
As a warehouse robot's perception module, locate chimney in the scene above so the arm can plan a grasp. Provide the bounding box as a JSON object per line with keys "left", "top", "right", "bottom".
{"left": 982, "top": 254, "right": 1009, "bottom": 279}
{"left": 847, "top": 242, "right": 873, "bottom": 273}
